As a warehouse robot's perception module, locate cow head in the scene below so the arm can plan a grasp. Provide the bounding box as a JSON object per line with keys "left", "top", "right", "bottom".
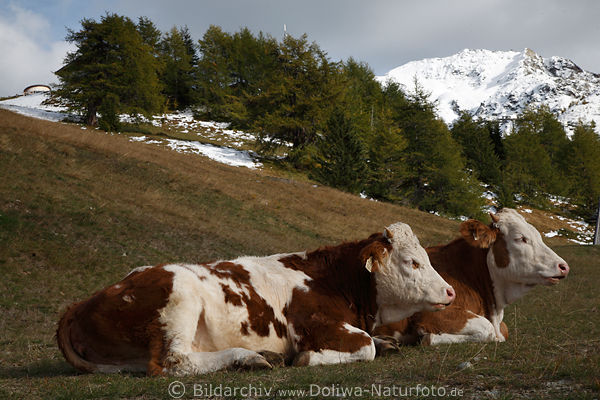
{"left": 460, "top": 208, "right": 570, "bottom": 289}
{"left": 363, "top": 222, "right": 455, "bottom": 325}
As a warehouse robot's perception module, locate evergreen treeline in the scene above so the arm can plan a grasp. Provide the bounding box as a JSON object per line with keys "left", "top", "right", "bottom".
{"left": 451, "top": 108, "right": 600, "bottom": 221}
{"left": 51, "top": 14, "right": 600, "bottom": 222}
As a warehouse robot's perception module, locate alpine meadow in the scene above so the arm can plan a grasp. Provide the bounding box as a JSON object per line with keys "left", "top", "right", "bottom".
{"left": 1, "top": 11, "right": 600, "bottom": 400}
{"left": 46, "top": 13, "right": 600, "bottom": 221}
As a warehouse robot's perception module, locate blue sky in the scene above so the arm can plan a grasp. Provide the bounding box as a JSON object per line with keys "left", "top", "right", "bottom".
{"left": 2, "top": 0, "right": 600, "bottom": 96}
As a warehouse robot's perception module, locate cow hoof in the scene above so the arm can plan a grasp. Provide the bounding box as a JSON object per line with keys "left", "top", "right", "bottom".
{"left": 258, "top": 350, "right": 285, "bottom": 368}
{"left": 239, "top": 353, "right": 273, "bottom": 370}
{"left": 375, "top": 340, "right": 399, "bottom": 356}
{"left": 420, "top": 333, "right": 433, "bottom": 346}
{"left": 373, "top": 335, "right": 400, "bottom": 356}
{"left": 292, "top": 352, "right": 311, "bottom": 367}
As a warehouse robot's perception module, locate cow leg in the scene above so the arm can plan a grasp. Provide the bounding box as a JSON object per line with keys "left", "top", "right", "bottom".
{"left": 422, "top": 313, "right": 498, "bottom": 345}
{"left": 291, "top": 322, "right": 376, "bottom": 366}
{"left": 162, "top": 348, "right": 272, "bottom": 376}
{"left": 372, "top": 336, "right": 400, "bottom": 356}
{"left": 153, "top": 275, "right": 273, "bottom": 376}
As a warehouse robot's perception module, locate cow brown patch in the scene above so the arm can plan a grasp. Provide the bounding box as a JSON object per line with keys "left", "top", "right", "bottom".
{"left": 280, "top": 234, "right": 385, "bottom": 353}
{"left": 359, "top": 240, "right": 391, "bottom": 273}
{"left": 460, "top": 220, "right": 497, "bottom": 248}
{"left": 500, "top": 321, "right": 509, "bottom": 339}
{"left": 492, "top": 234, "right": 510, "bottom": 268}
{"left": 204, "top": 262, "right": 287, "bottom": 338}
{"left": 56, "top": 266, "right": 175, "bottom": 375}
{"left": 240, "top": 321, "right": 249, "bottom": 335}
{"left": 208, "top": 262, "right": 251, "bottom": 287}
{"left": 220, "top": 283, "right": 243, "bottom": 306}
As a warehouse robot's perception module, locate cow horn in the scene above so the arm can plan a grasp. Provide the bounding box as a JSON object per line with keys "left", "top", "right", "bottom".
{"left": 384, "top": 228, "right": 394, "bottom": 241}
{"left": 490, "top": 213, "right": 500, "bottom": 224}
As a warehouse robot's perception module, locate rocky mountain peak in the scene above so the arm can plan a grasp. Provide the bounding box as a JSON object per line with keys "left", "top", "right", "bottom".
{"left": 377, "top": 48, "right": 600, "bottom": 135}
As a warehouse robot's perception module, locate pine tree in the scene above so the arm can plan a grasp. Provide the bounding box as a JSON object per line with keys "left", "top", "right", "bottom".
{"left": 253, "top": 33, "right": 338, "bottom": 151}
{"left": 311, "top": 109, "right": 368, "bottom": 194}
{"left": 564, "top": 122, "right": 600, "bottom": 221}
{"left": 503, "top": 106, "right": 570, "bottom": 202}
{"left": 137, "top": 16, "right": 162, "bottom": 56}
{"left": 196, "top": 25, "right": 234, "bottom": 120}
{"left": 503, "top": 122, "right": 556, "bottom": 202}
{"left": 364, "top": 120, "right": 407, "bottom": 201}
{"left": 52, "top": 13, "right": 164, "bottom": 127}
{"left": 341, "top": 58, "right": 382, "bottom": 128}
{"left": 160, "top": 27, "right": 197, "bottom": 109}
{"left": 357, "top": 80, "right": 409, "bottom": 201}
{"left": 484, "top": 120, "right": 505, "bottom": 161}
{"left": 451, "top": 111, "right": 502, "bottom": 186}
{"left": 179, "top": 26, "right": 200, "bottom": 67}
{"left": 226, "top": 28, "right": 280, "bottom": 126}
{"left": 393, "top": 84, "right": 484, "bottom": 217}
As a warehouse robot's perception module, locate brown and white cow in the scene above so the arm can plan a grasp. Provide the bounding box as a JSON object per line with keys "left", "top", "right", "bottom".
{"left": 57, "top": 222, "right": 455, "bottom": 376}
{"left": 374, "top": 208, "right": 569, "bottom": 346}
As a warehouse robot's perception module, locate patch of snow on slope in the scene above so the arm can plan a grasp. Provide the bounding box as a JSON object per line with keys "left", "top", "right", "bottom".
{"left": 0, "top": 93, "right": 74, "bottom": 122}
{"left": 130, "top": 136, "right": 261, "bottom": 169}
{"left": 1, "top": 94, "right": 262, "bottom": 169}
{"left": 150, "top": 112, "right": 257, "bottom": 147}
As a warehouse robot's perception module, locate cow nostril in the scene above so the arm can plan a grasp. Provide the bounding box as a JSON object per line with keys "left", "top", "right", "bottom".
{"left": 446, "top": 288, "right": 456, "bottom": 300}
{"left": 559, "top": 263, "right": 570, "bottom": 274}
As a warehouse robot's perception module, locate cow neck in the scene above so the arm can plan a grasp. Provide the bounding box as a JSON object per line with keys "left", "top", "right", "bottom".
{"left": 430, "top": 238, "right": 498, "bottom": 319}
{"left": 279, "top": 237, "right": 380, "bottom": 332}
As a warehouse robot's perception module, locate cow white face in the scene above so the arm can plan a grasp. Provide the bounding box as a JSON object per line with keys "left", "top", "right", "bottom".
{"left": 364, "top": 222, "right": 455, "bottom": 325}
{"left": 461, "top": 209, "right": 570, "bottom": 288}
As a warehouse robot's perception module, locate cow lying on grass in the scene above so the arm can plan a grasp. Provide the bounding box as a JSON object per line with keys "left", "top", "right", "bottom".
{"left": 374, "top": 209, "right": 569, "bottom": 346}
{"left": 57, "top": 222, "right": 455, "bottom": 376}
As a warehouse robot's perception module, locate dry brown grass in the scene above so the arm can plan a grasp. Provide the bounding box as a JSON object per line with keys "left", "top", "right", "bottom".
{"left": 0, "top": 109, "right": 460, "bottom": 250}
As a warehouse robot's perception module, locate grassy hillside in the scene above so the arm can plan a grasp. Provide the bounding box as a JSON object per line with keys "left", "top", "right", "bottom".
{"left": 1, "top": 109, "right": 599, "bottom": 399}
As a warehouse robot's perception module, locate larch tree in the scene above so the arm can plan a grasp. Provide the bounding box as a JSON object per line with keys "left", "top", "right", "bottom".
{"left": 565, "top": 122, "right": 600, "bottom": 221}
{"left": 160, "top": 27, "right": 197, "bottom": 110}
{"left": 52, "top": 13, "right": 164, "bottom": 128}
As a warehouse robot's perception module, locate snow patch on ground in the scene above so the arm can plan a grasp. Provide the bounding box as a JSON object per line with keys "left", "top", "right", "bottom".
{"left": 482, "top": 191, "right": 498, "bottom": 201}
{"left": 149, "top": 111, "right": 257, "bottom": 147}
{"left": 479, "top": 186, "right": 594, "bottom": 245}
{"left": 0, "top": 93, "right": 74, "bottom": 122}
{"left": 0, "top": 94, "right": 262, "bottom": 170}
{"left": 129, "top": 136, "right": 261, "bottom": 169}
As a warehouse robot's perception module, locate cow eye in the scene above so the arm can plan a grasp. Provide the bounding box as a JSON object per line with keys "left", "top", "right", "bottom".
{"left": 516, "top": 236, "right": 528, "bottom": 243}
{"left": 412, "top": 261, "right": 420, "bottom": 269}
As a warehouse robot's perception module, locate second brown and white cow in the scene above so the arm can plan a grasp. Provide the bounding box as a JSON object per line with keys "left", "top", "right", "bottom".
{"left": 374, "top": 208, "right": 569, "bottom": 346}
{"left": 57, "top": 222, "right": 455, "bottom": 376}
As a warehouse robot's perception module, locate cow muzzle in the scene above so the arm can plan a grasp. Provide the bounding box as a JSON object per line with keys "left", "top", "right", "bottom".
{"left": 430, "top": 287, "right": 455, "bottom": 310}
{"left": 542, "top": 262, "right": 570, "bottom": 285}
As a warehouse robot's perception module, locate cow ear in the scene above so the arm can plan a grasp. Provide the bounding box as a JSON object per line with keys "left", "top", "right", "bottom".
{"left": 361, "top": 242, "right": 389, "bottom": 273}
{"left": 459, "top": 219, "right": 497, "bottom": 248}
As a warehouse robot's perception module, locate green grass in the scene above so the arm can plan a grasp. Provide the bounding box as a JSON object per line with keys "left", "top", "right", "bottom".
{"left": 1, "top": 109, "right": 599, "bottom": 399}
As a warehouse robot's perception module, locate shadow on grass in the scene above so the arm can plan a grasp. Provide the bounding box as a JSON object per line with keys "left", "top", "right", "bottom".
{"left": 0, "top": 360, "right": 149, "bottom": 380}
{"left": 0, "top": 360, "right": 77, "bottom": 379}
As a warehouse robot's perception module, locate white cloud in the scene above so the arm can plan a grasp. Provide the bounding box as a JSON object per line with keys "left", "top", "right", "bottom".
{"left": 0, "top": 4, "right": 73, "bottom": 96}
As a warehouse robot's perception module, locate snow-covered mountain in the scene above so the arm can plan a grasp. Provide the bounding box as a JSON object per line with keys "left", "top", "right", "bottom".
{"left": 377, "top": 48, "right": 600, "bottom": 134}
